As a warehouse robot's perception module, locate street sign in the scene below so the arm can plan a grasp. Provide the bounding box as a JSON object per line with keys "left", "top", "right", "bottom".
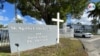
{"left": 88, "top": 3, "right": 96, "bottom": 11}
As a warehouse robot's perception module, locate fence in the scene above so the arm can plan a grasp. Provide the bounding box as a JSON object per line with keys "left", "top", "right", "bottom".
{"left": 60, "top": 27, "right": 74, "bottom": 38}
{"left": 0, "top": 28, "right": 10, "bottom": 46}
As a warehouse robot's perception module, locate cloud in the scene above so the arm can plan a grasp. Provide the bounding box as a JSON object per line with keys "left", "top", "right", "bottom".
{"left": 71, "top": 17, "right": 93, "bottom": 25}
{"left": 11, "top": 14, "right": 45, "bottom": 25}
{"left": 0, "top": 15, "right": 9, "bottom": 21}
{"left": 71, "top": 10, "right": 93, "bottom": 25}
{"left": 11, "top": 14, "right": 27, "bottom": 23}
{"left": 4, "top": 24, "right": 8, "bottom": 26}
{"left": 71, "top": 19, "right": 79, "bottom": 24}
{"left": 2, "top": 10, "right": 6, "bottom": 13}
{"left": 32, "top": 19, "right": 46, "bottom": 25}
{"left": 17, "top": 14, "right": 23, "bottom": 19}
{"left": 79, "top": 13, "right": 93, "bottom": 25}
{"left": 35, "top": 20, "right": 46, "bottom": 25}
{"left": 12, "top": 14, "right": 24, "bottom": 20}
{"left": 31, "top": 17, "right": 46, "bottom": 25}
{"left": 0, "top": 9, "right": 6, "bottom": 14}
{"left": 79, "top": 18, "right": 92, "bottom": 25}
{"left": 31, "top": 18, "right": 37, "bottom": 20}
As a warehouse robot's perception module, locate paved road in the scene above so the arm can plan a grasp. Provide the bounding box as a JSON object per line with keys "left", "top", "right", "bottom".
{"left": 78, "top": 35, "right": 100, "bottom": 56}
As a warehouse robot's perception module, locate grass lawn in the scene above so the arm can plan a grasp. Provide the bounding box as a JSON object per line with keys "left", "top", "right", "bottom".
{"left": 0, "top": 38, "right": 88, "bottom": 56}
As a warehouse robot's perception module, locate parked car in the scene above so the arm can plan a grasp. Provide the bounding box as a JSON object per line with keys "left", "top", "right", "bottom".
{"left": 74, "top": 31, "right": 93, "bottom": 38}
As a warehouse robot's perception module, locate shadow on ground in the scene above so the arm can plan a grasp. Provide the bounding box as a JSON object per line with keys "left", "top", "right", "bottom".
{"left": 74, "top": 36, "right": 91, "bottom": 39}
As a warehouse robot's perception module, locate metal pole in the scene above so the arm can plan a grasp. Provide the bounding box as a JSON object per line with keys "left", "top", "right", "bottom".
{"left": 0, "top": 30, "right": 1, "bottom": 46}
{"left": 1, "top": 29, "right": 2, "bottom": 46}
{"left": 15, "top": 43, "right": 20, "bottom": 56}
{"left": 17, "top": 46, "right": 20, "bottom": 56}
{"left": 15, "top": 0, "right": 17, "bottom": 23}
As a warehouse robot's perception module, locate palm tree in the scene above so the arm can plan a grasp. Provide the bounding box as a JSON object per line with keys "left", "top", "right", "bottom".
{"left": 88, "top": 2, "right": 100, "bottom": 33}
{"left": 88, "top": 2, "right": 100, "bottom": 17}
{"left": 88, "top": 2, "right": 100, "bottom": 21}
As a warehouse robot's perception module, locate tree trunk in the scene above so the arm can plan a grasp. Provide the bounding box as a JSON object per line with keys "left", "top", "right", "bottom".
{"left": 44, "top": 17, "right": 52, "bottom": 25}
{"left": 42, "top": 12, "right": 54, "bottom": 25}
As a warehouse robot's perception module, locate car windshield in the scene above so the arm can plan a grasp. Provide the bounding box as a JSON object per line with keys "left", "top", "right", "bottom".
{"left": 75, "top": 31, "right": 82, "bottom": 33}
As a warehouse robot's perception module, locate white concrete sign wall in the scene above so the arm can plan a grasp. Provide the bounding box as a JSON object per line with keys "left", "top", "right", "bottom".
{"left": 8, "top": 24, "right": 57, "bottom": 53}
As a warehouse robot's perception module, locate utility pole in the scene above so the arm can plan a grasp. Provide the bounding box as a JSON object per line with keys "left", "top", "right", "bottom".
{"left": 15, "top": 0, "right": 17, "bottom": 23}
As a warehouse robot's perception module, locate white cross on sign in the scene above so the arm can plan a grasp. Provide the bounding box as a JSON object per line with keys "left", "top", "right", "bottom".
{"left": 52, "top": 12, "right": 64, "bottom": 43}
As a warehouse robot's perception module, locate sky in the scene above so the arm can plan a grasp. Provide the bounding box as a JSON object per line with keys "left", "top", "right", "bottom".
{"left": 0, "top": 0, "right": 99, "bottom": 26}
{"left": 0, "top": 2, "right": 46, "bottom": 26}
{"left": 67, "top": 9, "right": 93, "bottom": 25}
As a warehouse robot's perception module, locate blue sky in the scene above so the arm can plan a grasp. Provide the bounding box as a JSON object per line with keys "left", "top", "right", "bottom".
{"left": 91, "top": 0, "right": 100, "bottom": 2}
{"left": 0, "top": 2, "right": 46, "bottom": 25}
{"left": 0, "top": 0, "right": 99, "bottom": 25}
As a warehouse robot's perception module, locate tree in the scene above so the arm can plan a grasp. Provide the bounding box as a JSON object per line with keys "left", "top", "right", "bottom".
{"left": 7, "top": 0, "right": 89, "bottom": 24}
{"left": 88, "top": 2, "right": 100, "bottom": 32}
{"left": 88, "top": 2, "right": 100, "bottom": 22}
{"left": 88, "top": 2, "right": 100, "bottom": 17}
{"left": 91, "top": 18, "right": 98, "bottom": 33}
{"left": 16, "top": 18, "right": 23, "bottom": 23}
{"left": 77, "top": 22, "right": 82, "bottom": 25}
{"left": 0, "top": 24, "right": 4, "bottom": 28}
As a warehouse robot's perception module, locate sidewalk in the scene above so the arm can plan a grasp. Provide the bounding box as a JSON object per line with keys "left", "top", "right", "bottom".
{"left": 81, "top": 41, "right": 100, "bottom": 56}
